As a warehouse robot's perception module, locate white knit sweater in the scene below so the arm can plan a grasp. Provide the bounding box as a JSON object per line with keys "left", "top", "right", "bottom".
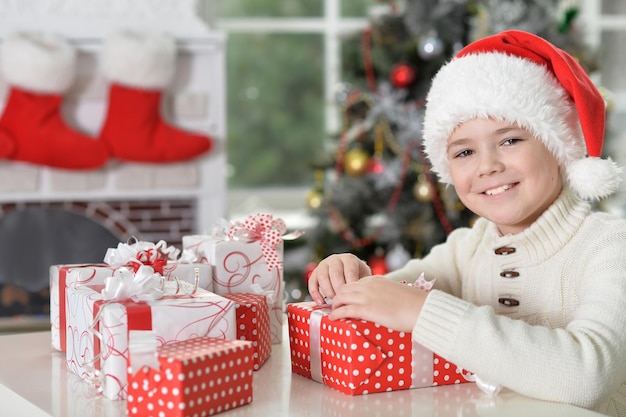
{"left": 386, "top": 188, "right": 626, "bottom": 416}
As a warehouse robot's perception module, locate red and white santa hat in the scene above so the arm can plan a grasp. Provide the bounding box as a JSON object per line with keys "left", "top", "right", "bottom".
{"left": 423, "top": 30, "right": 622, "bottom": 201}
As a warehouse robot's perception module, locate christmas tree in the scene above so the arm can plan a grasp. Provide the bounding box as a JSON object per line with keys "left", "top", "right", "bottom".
{"left": 303, "top": 0, "right": 596, "bottom": 278}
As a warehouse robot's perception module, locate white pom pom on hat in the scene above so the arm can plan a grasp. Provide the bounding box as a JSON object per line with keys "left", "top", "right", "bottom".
{"left": 423, "top": 30, "right": 622, "bottom": 201}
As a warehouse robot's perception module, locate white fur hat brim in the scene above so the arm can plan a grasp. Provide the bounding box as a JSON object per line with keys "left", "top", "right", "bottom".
{"left": 100, "top": 30, "right": 176, "bottom": 89}
{"left": 0, "top": 32, "right": 76, "bottom": 93}
{"left": 423, "top": 52, "right": 622, "bottom": 200}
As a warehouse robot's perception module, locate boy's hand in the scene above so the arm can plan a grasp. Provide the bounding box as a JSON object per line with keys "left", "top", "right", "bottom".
{"left": 329, "top": 276, "right": 428, "bottom": 333}
{"left": 307, "top": 253, "right": 371, "bottom": 305}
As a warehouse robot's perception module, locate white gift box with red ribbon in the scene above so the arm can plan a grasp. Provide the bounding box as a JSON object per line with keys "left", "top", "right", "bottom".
{"left": 183, "top": 213, "right": 304, "bottom": 344}
{"left": 65, "top": 267, "right": 235, "bottom": 400}
{"left": 50, "top": 239, "right": 213, "bottom": 352}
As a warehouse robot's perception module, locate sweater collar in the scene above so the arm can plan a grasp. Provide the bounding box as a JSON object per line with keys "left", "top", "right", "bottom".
{"left": 488, "top": 187, "right": 591, "bottom": 259}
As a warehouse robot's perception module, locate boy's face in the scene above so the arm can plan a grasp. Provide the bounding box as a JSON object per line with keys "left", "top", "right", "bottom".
{"left": 447, "top": 118, "right": 562, "bottom": 235}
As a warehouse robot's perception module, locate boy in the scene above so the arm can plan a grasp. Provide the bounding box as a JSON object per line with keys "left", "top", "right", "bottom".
{"left": 308, "top": 30, "right": 626, "bottom": 416}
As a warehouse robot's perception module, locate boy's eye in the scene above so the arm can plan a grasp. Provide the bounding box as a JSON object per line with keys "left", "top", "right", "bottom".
{"left": 502, "top": 138, "right": 522, "bottom": 146}
{"left": 454, "top": 149, "right": 473, "bottom": 158}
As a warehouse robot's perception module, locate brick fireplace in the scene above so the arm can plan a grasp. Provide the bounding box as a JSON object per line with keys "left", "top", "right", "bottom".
{"left": 0, "top": 199, "right": 196, "bottom": 249}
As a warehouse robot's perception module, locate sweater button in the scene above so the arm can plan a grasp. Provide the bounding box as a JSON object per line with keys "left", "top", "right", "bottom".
{"left": 500, "top": 270, "right": 520, "bottom": 278}
{"left": 495, "top": 247, "right": 516, "bottom": 255}
{"left": 498, "top": 297, "right": 520, "bottom": 307}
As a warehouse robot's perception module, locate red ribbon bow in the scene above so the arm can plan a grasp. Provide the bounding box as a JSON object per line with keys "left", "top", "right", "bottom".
{"left": 130, "top": 247, "right": 168, "bottom": 275}
{"left": 228, "top": 213, "right": 287, "bottom": 271}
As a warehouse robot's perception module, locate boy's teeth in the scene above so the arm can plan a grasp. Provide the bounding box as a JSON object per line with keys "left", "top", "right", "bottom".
{"left": 485, "top": 184, "right": 511, "bottom": 195}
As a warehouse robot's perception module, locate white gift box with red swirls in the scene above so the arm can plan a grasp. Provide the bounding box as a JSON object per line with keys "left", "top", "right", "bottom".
{"left": 65, "top": 282, "right": 235, "bottom": 400}
{"left": 183, "top": 213, "right": 303, "bottom": 344}
{"left": 50, "top": 261, "right": 212, "bottom": 352}
{"left": 50, "top": 239, "right": 213, "bottom": 352}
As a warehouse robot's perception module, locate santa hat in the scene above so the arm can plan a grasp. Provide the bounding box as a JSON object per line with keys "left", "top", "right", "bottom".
{"left": 423, "top": 30, "right": 622, "bottom": 201}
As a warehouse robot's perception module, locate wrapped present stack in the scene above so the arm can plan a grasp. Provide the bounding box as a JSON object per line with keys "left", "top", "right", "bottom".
{"left": 50, "top": 238, "right": 213, "bottom": 352}
{"left": 287, "top": 274, "right": 474, "bottom": 395}
{"left": 65, "top": 270, "right": 236, "bottom": 400}
{"left": 183, "top": 213, "right": 303, "bottom": 344}
{"left": 49, "top": 236, "right": 273, "bottom": 406}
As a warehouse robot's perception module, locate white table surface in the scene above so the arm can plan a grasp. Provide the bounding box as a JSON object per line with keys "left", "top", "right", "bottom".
{"left": 0, "top": 322, "right": 605, "bottom": 417}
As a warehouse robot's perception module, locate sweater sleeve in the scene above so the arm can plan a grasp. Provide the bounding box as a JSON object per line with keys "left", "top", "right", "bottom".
{"left": 412, "top": 222, "right": 626, "bottom": 411}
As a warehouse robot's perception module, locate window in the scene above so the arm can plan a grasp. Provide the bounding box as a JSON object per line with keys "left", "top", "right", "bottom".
{"left": 213, "top": 0, "right": 377, "bottom": 222}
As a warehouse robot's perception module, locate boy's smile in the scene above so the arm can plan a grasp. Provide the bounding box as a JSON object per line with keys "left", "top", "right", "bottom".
{"left": 484, "top": 184, "right": 513, "bottom": 196}
{"left": 447, "top": 118, "right": 563, "bottom": 235}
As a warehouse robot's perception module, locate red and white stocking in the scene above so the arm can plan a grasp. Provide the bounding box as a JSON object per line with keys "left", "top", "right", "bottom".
{"left": 98, "top": 31, "right": 214, "bottom": 163}
{"left": 0, "top": 32, "right": 109, "bottom": 169}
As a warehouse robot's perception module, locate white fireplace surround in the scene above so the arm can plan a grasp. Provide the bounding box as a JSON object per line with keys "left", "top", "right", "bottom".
{"left": 0, "top": 0, "right": 226, "bottom": 236}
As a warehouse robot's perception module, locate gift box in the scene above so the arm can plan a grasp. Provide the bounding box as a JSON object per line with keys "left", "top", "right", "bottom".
{"left": 222, "top": 292, "right": 272, "bottom": 370}
{"left": 53, "top": 240, "right": 178, "bottom": 353}
{"left": 126, "top": 336, "right": 254, "bottom": 417}
{"left": 287, "top": 302, "right": 473, "bottom": 396}
{"left": 51, "top": 263, "right": 117, "bottom": 352}
{"left": 51, "top": 262, "right": 212, "bottom": 352}
{"left": 65, "top": 281, "right": 236, "bottom": 400}
{"left": 183, "top": 213, "right": 303, "bottom": 344}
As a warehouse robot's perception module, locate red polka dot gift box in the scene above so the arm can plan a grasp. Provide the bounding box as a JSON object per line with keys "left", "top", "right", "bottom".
{"left": 222, "top": 292, "right": 272, "bottom": 370}
{"left": 287, "top": 302, "right": 473, "bottom": 396}
{"left": 127, "top": 336, "right": 254, "bottom": 417}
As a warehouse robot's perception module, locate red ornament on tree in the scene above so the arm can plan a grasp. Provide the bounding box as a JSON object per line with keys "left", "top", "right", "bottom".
{"left": 368, "top": 251, "right": 388, "bottom": 275}
{"left": 390, "top": 63, "right": 416, "bottom": 89}
{"left": 367, "top": 156, "right": 385, "bottom": 174}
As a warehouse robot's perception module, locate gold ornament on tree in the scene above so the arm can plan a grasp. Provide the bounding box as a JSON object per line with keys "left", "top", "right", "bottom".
{"left": 344, "top": 147, "right": 370, "bottom": 177}
{"left": 413, "top": 173, "right": 434, "bottom": 202}
{"left": 306, "top": 189, "right": 323, "bottom": 210}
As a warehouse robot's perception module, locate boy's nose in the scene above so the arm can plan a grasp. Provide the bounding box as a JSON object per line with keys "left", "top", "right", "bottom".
{"left": 477, "top": 152, "right": 505, "bottom": 176}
